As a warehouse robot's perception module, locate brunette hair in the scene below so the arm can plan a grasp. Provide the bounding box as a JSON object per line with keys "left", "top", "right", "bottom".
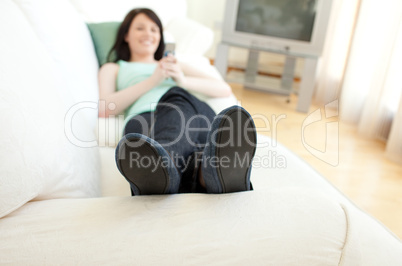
{"left": 107, "top": 8, "right": 165, "bottom": 62}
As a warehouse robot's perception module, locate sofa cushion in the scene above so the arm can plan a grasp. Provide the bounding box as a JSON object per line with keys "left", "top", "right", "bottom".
{"left": 0, "top": 0, "right": 100, "bottom": 218}
{"left": 87, "top": 22, "right": 120, "bottom": 66}
{"left": 0, "top": 189, "right": 351, "bottom": 265}
{"left": 87, "top": 22, "right": 176, "bottom": 67}
{"left": 165, "top": 17, "right": 214, "bottom": 56}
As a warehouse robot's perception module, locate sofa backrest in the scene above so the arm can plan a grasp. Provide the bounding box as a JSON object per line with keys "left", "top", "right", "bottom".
{"left": 0, "top": 0, "right": 101, "bottom": 218}
{"left": 15, "top": 0, "right": 100, "bottom": 132}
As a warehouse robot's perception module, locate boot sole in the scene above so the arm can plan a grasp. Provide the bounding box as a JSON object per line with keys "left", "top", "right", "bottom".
{"left": 116, "top": 135, "right": 170, "bottom": 195}
{"left": 216, "top": 108, "right": 256, "bottom": 193}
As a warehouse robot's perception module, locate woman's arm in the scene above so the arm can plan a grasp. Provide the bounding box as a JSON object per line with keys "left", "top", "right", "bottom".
{"left": 98, "top": 62, "right": 165, "bottom": 117}
{"left": 161, "top": 55, "right": 232, "bottom": 98}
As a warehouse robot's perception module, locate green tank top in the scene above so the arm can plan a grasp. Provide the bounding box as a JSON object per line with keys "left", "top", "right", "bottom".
{"left": 116, "top": 60, "right": 177, "bottom": 125}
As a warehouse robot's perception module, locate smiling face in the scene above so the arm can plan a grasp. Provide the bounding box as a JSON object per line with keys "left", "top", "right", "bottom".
{"left": 125, "top": 13, "right": 161, "bottom": 62}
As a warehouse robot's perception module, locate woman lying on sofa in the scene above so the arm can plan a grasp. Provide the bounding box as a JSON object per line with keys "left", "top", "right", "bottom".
{"left": 98, "top": 8, "right": 257, "bottom": 195}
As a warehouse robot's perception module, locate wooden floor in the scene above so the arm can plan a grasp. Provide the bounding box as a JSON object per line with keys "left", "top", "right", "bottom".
{"left": 229, "top": 82, "right": 402, "bottom": 239}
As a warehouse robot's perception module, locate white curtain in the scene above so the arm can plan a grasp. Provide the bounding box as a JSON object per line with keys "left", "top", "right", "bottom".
{"left": 387, "top": 94, "right": 402, "bottom": 163}
{"left": 341, "top": 0, "right": 402, "bottom": 163}
{"left": 315, "top": 0, "right": 402, "bottom": 163}
{"left": 314, "top": 0, "right": 360, "bottom": 105}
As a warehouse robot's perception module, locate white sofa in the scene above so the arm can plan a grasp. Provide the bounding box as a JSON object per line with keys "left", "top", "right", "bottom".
{"left": 0, "top": 0, "right": 401, "bottom": 265}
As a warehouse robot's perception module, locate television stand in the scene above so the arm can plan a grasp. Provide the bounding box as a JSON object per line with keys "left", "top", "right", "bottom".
{"left": 215, "top": 43, "right": 319, "bottom": 113}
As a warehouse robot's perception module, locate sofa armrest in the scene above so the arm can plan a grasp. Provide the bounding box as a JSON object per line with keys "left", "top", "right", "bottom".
{"left": 165, "top": 17, "right": 213, "bottom": 56}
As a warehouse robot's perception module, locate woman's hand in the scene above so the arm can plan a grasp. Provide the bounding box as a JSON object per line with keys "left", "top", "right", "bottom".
{"left": 156, "top": 54, "right": 232, "bottom": 98}
{"left": 150, "top": 61, "right": 170, "bottom": 85}
{"left": 160, "top": 54, "right": 187, "bottom": 87}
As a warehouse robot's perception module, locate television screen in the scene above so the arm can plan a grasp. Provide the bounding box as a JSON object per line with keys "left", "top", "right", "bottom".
{"left": 235, "top": 0, "right": 317, "bottom": 42}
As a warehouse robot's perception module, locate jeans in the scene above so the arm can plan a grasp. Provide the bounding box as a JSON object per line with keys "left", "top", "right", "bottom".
{"left": 123, "top": 87, "right": 216, "bottom": 192}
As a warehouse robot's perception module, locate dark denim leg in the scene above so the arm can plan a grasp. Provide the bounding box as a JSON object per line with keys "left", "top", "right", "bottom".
{"left": 151, "top": 87, "right": 215, "bottom": 192}
{"left": 122, "top": 87, "right": 215, "bottom": 194}
{"left": 123, "top": 112, "right": 153, "bottom": 136}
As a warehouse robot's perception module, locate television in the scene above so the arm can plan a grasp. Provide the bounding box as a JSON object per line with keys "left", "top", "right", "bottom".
{"left": 221, "top": 0, "right": 333, "bottom": 58}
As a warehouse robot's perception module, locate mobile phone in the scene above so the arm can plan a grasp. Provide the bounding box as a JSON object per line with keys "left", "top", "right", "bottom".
{"left": 164, "top": 43, "right": 176, "bottom": 57}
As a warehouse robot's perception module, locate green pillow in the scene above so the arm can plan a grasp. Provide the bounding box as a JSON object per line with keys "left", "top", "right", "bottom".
{"left": 87, "top": 22, "right": 120, "bottom": 66}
